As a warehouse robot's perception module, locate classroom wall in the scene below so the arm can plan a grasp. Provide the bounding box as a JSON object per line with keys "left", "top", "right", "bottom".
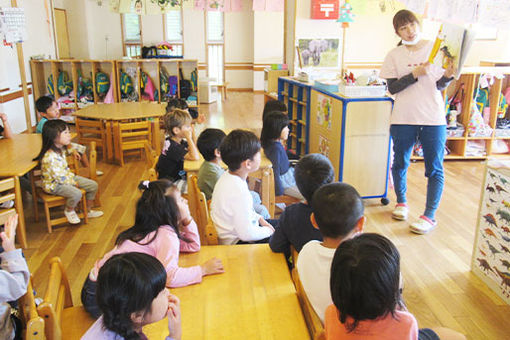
{"left": 0, "top": 0, "right": 56, "bottom": 133}
{"left": 295, "top": 0, "right": 510, "bottom": 69}
{"left": 253, "top": 11, "right": 284, "bottom": 91}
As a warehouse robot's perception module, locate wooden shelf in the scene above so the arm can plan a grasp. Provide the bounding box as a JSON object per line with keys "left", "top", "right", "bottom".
{"left": 447, "top": 136, "right": 465, "bottom": 140}
{"left": 467, "top": 136, "right": 492, "bottom": 140}
{"left": 298, "top": 120, "right": 306, "bottom": 125}
{"left": 495, "top": 136, "right": 510, "bottom": 139}
{"left": 289, "top": 120, "right": 297, "bottom": 126}
{"left": 289, "top": 98, "right": 297, "bottom": 103}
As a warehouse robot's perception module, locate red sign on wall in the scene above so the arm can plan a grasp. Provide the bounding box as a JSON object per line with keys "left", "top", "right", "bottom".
{"left": 311, "top": 0, "right": 339, "bottom": 20}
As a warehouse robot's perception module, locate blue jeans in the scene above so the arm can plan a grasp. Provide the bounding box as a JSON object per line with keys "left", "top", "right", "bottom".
{"left": 390, "top": 125, "right": 446, "bottom": 220}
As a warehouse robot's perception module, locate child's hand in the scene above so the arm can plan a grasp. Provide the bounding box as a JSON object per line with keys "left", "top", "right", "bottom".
{"left": 73, "top": 150, "right": 81, "bottom": 161}
{"left": 0, "top": 213, "right": 18, "bottom": 253}
{"left": 259, "top": 218, "right": 275, "bottom": 233}
{"left": 412, "top": 62, "right": 429, "bottom": 78}
{"left": 167, "top": 294, "right": 182, "bottom": 340}
{"left": 183, "top": 128, "right": 193, "bottom": 141}
{"left": 197, "top": 113, "right": 206, "bottom": 124}
{"left": 444, "top": 63, "right": 457, "bottom": 78}
{"left": 201, "top": 257, "right": 224, "bottom": 276}
{"left": 0, "top": 113, "right": 7, "bottom": 122}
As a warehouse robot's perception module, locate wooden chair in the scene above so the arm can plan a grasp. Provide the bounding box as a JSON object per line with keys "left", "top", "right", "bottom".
{"left": 204, "top": 218, "right": 219, "bottom": 245}
{"left": 113, "top": 120, "right": 152, "bottom": 166}
{"left": 143, "top": 140, "right": 159, "bottom": 181}
{"left": 264, "top": 167, "right": 301, "bottom": 217}
{"left": 18, "top": 276, "right": 45, "bottom": 340}
{"left": 32, "top": 148, "right": 93, "bottom": 233}
{"left": 37, "top": 257, "right": 94, "bottom": 340}
{"left": 292, "top": 267, "right": 326, "bottom": 340}
{"left": 187, "top": 175, "right": 210, "bottom": 245}
{"left": 0, "top": 176, "right": 27, "bottom": 247}
{"left": 75, "top": 117, "right": 107, "bottom": 159}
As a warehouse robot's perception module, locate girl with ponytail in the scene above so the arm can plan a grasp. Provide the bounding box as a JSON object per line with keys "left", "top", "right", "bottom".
{"left": 81, "top": 179, "right": 224, "bottom": 318}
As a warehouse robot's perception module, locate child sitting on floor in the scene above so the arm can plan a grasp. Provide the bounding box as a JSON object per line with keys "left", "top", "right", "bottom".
{"left": 81, "top": 179, "right": 223, "bottom": 318}
{"left": 196, "top": 128, "right": 270, "bottom": 218}
{"left": 210, "top": 130, "right": 276, "bottom": 245}
{"left": 33, "top": 119, "right": 103, "bottom": 225}
{"left": 269, "top": 153, "right": 334, "bottom": 259}
{"left": 261, "top": 111, "right": 303, "bottom": 199}
{"left": 297, "top": 182, "right": 365, "bottom": 322}
{"left": 82, "top": 252, "right": 182, "bottom": 340}
{"left": 325, "top": 233, "right": 466, "bottom": 340}
{"left": 157, "top": 109, "right": 200, "bottom": 192}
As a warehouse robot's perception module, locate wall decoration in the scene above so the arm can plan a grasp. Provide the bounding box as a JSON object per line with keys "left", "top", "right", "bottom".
{"left": 472, "top": 164, "right": 510, "bottom": 304}
{"left": 316, "top": 93, "right": 332, "bottom": 130}
{"left": 318, "top": 135, "right": 330, "bottom": 157}
{"left": 297, "top": 38, "right": 339, "bottom": 68}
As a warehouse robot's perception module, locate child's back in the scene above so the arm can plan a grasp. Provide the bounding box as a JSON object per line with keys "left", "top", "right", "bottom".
{"left": 296, "top": 182, "right": 365, "bottom": 322}
{"left": 269, "top": 154, "right": 334, "bottom": 256}
{"left": 197, "top": 160, "right": 224, "bottom": 200}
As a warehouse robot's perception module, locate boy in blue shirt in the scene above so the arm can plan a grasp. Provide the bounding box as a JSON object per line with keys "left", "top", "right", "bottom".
{"left": 269, "top": 153, "right": 334, "bottom": 259}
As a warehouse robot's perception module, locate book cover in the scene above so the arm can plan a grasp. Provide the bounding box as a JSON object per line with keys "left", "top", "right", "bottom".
{"left": 428, "top": 23, "right": 475, "bottom": 78}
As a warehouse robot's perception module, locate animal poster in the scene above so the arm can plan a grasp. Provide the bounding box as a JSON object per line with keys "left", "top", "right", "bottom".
{"left": 472, "top": 164, "right": 510, "bottom": 304}
{"left": 318, "top": 135, "right": 330, "bottom": 158}
{"left": 316, "top": 94, "right": 332, "bottom": 130}
{"left": 297, "top": 39, "right": 339, "bottom": 68}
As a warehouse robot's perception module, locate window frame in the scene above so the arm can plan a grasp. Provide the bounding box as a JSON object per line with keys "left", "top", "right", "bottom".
{"left": 204, "top": 10, "right": 225, "bottom": 84}
{"left": 121, "top": 13, "right": 143, "bottom": 58}
{"left": 163, "top": 6, "right": 185, "bottom": 56}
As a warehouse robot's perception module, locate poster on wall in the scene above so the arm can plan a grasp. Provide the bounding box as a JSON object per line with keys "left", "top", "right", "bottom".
{"left": 318, "top": 135, "right": 330, "bottom": 157}
{"left": 298, "top": 38, "right": 339, "bottom": 68}
{"left": 473, "top": 166, "right": 510, "bottom": 304}
{"left": 316, "top": 93, "right": 332, "bottom": 130}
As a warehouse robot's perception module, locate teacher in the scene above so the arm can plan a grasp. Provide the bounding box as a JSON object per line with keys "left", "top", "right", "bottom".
{"left": 380, "top": 10, "right": 455, "bottom": 234}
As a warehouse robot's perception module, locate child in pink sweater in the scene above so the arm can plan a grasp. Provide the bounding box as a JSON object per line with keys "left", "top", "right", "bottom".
{"left": 81, "top": 179, "right": 224, "bottom": 318}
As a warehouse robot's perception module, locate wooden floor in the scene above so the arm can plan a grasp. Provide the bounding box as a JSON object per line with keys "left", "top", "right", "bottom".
{"left": 20, "top": 93, "right": 510, "bottom": 340}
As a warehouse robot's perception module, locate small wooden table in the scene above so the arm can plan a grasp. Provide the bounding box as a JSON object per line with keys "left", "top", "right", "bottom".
{"left": 184, "top": 154, "right": 276, "bottom": 217}
{"left": 74, "top": 103, "right": 166, "bottom": 163}
{"left": 0, "top": 134, "right": 42, "bottom": 248}
{"left": 143, "top": 244, "right": 309, "bottom": 340}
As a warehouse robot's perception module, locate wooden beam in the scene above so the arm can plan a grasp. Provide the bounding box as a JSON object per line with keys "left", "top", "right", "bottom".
{"left": 11, "top": 0, "right": 33, "bottom": 133}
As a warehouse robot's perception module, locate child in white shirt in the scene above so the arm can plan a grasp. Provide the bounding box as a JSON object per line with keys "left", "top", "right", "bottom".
{"left": 297, "top": 183, "right": 365, "bottom": 322}
{"left": 210, "top": 130, "right": 276, "bottom": 245}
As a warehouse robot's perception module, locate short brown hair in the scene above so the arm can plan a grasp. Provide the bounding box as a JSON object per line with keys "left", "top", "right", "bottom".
{"left": 392, "top": 9, "right": 419, "bottom": 33}
{"left": 163, "top": 108, "right": 192, "bottom": 136}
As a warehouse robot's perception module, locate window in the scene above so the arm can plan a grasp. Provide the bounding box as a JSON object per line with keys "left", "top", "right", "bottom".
{"left": 164, "top": 9, "right": 184, "bottom": 57}
{"left": 206, "top": 11, "right": 224, "bottom": 84}
{"left": 122, "top": 13, "right": 142, "bottom": 58}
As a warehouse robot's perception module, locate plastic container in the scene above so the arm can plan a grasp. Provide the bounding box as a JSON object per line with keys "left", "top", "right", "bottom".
{"left": 338, "top": 84, "right": 387, "bottom": 97}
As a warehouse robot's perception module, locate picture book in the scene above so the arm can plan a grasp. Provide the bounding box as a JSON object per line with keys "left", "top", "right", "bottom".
{"left": 428, "top": 22, "right": 475, "bottom": 78}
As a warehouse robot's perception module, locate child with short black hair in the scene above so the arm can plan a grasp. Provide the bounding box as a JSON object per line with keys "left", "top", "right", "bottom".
{"left": 296, "top": 182, "right": 365, "bottom": 322}
{"left": 210, "top": 129, "right": 276, "bottom": 245}
{"left": 166, "top": 98, "right": 205, "bottom": 124}
{"left": 196, "top": 128, "right": 227, "bottom": 199}
{"left": 34, "top": 95, "right": 100, "bottom": 175}
{"left": 157, "top": 109, "right": 200, "bottom": 192}
{"left": 326, "top": 233, "right": 466, "bottom": 340}
{"left": 261, "top": 111, "right": 303, "bottom": 199}
{"left": 196, "top": 128, "right": 270, "bottom": 218}
{"left": 269, "top": 153, "right": 334, "bottom": 258}
{"left": 262, "top": 99, "right": 287, "bottom": 121}
{"left": 81, "top": 252, "right": 182, "bottom": 340}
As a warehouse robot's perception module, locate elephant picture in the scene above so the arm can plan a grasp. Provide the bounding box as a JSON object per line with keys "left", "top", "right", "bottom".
{"left": 298, "top": 38, "right": 339, "bottom": 68}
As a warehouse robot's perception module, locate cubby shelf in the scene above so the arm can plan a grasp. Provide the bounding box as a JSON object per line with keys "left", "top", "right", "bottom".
{"left": 30, "top": 59, "right": 199, "bottom": 123}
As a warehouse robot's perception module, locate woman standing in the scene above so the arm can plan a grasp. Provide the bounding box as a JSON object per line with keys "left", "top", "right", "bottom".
{"left": 380, "top": 10, "right": 455, "bottom": 234}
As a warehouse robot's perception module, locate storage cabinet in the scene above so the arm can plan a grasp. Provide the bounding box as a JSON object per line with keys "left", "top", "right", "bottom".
{"left": 30, "top": 59, "right": 199, "bottom": 122}
{"left": 278, "top": 77, "right": 312, "bottom": 157}
{"left": 411, "top": 66, "right": 510, "bottom": 160}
